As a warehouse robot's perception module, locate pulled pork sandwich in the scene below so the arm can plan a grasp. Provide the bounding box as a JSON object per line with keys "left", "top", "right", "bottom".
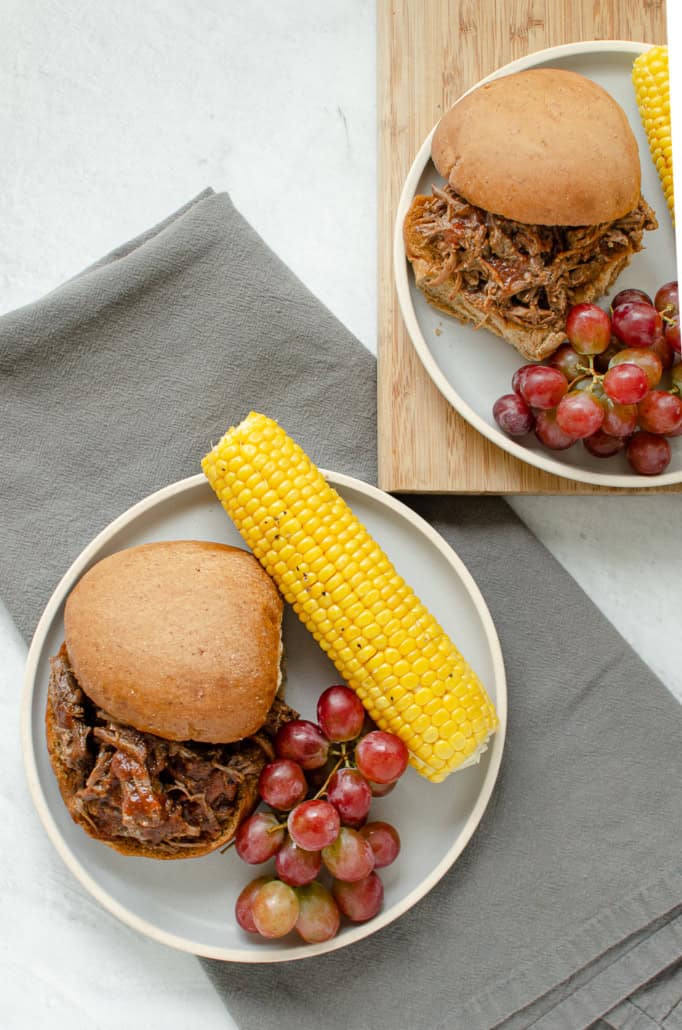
{"left": 404, "top": 68, "right": 658, "bottom": 361}
{"left": 46, "top": 540, "right": 295, "bottom": 859}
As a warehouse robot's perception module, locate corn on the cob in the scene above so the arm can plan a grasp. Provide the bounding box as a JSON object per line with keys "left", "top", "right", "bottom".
{"left": 202, "top": 412, "right": 498, "bottom": 783}
{"left": 633, "top": 45, "right": 674, "bottom": 222}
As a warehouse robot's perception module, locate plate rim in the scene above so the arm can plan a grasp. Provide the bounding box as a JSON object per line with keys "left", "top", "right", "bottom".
{"left": 21, "top": 471, "right": 507, "bottom": 963}
{"left": 393, "top": 39, "right": 682, "bottom": 489}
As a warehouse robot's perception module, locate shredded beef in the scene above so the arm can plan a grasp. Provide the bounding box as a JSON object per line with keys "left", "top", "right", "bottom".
{"left": 49, "top": 658, "right": 91, "bottom": 774}
{"left": 48, "top": 649, "right": 297, "bottom": 850}
{"left": 411, "top": 185, "right": 657, "bottom": 333}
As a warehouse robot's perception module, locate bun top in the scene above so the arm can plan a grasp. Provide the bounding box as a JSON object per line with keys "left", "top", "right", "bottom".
{"left": 64, "top": 541, "right": 283, "bottom": 743}
{"left": 431, "top": 68, "right": 641, "bottom": 226}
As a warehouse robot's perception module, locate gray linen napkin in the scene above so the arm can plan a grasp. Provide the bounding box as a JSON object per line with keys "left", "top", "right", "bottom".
{"left": 2, "top": 190, "right": 680, "bottom": 1030}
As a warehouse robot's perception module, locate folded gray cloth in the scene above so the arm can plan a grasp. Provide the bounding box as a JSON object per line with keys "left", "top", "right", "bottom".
{"left": 2, "top": 190, "right": 680, "bottom": 1030}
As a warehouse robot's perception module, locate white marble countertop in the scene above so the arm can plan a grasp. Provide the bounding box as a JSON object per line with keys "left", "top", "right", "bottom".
{"left": 1, "top": 4, "right": 680, "bottom": 1029}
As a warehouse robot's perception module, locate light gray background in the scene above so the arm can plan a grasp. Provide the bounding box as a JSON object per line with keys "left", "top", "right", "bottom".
{"left": 1, "top": 3, "right": 679, "bottom": 1028}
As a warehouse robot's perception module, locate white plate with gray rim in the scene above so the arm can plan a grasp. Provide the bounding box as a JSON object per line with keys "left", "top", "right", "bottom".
{"left": 22, "top": 472, "right": 507, "bottom": 962}
{"left": 394, "top": 41, "right": 680, "bottom": 488}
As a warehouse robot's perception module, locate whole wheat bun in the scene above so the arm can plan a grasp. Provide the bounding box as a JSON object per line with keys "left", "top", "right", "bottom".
{"left": 64, "top": 540, "right": 284, "bottom": 744}
{"left": 432, "top": 68, "right": 641, "bottom": 226}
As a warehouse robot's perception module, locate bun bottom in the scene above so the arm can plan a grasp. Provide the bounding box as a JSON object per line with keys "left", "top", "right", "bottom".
{"left": 403, "top": 189, "right": 656, "bottom": 362}
{"left": 410, "top": 251, "right": 629, "bottom": 362}
{"left": 46, "top": 699, "right": 262, "bottom": 860}
{"left": 45, "top": 647, "right": 293, "bottom": 860}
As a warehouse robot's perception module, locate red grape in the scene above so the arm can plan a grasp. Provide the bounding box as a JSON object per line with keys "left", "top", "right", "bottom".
{"left": 654, "top": 280, "right": 679, "bottom": 316}
{"left": 650, "top": 331, "right": 676, "bottom": 370}
{"left": 235, "top": 876, "right": 272, "bottom": 933}
{"left": 608, "top": 347, "right": 662, "bottom": 388}
{"left": 493, "top": 393, "right": 535, "bottom": 436}
{"left": 275, "top": 720, "right": 330, "bottom": 770}
{"left": 556, "top": 391, "right": 605, "bottom": 438}
{"left": 602, "top": 363, "right": 649, "bottom": 404}
{"left": 611, "top": 302, "right": 662, "bottom": 348}
{"left": 322, "top": 827, "right": 375, "bottom": 882}
{"left": 355, "top": 731, "right": 409, "bottom": 784}
{"left": 593, "top": 337, "right": 623, "bottom": 374}
{"left": 637, "top": 391, "right": 682, "bottom": 435}
{"left": 566, "top": 303, "right": 612, "bottom": 354}
{"left": 626, "top": 433, "right": 671, "bottom": 475}
{"left": 327, "top": 767, "right": 372, "bottom": 827}
{"left": 303, "top": 756, "right": 340, "bottom": 796}
{"left": 367, "top": 778, "right": 398, "bottom": 798}
{"left": 550, "top": 343, "right": 585, "bottom": 381}
{"left": 612, "top": 288, "right": 653, "bottom": 309}
{"left": 583, "top": 430, "right": 626, "bottom": 458}
{"left": 294, "top": 882, "right": 341, "bottom": 943}
{"left": 360, "top": 822, "right": 401, "bottom": 868}
{"left": 573, "top": 376, "right": 606, "bottom": 401}
{"left": 665, "top": 321, "right": 681, "bottom": 355}
{"left": 252, "top": 880, "right": 300, "bottom": 938}
{"left": 519, "top": 366, "right": 568, "bottom": 409}
{"left": 602, "top": 401, "right": 638, "bottom": 438}
{"left": 258, "top": 759, "right": 308, "bottom": 811}
{"left": 235, "top": 811, "right": 286, "bottom": 864}
{"left": 511, "top": 364, "right": 535, "bottom": 395}
{"left": 317, "top": 685, "right": 365, "bottom": 742}
{"left": 288, "top": 799, "right": 340, "bottom": 851}
{"left": 534, "top": 409, "right": 576, "bottom": 450}
{"left": 656, "top": 282, "right": 680, "bottom": 353}
{"left": 275, "top": 837, "right": 322, "bottom": 887}
{"left": 332, "top": 872, "right": 384, "bottom": 923}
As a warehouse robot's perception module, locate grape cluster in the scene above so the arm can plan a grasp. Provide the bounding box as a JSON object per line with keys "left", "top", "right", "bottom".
{"left": 233, "top": 685, "right": 406, "bottom": 944}
{"left": 493, "top": 282, "right": 682, "bottom": 475}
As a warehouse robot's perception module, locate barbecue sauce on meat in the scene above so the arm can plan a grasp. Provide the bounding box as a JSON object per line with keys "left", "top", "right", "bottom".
{"left": 48, "top": 647, "right": 295, "bottom": 854}
{"left": 411, "top": 185, "right": 657, "bottom": 333}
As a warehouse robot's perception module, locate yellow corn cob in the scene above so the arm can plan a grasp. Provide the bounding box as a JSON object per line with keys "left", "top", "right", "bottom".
{"left": 202, "top": 412, "right": 498, "bottom": 783}
{"left": 633, "top": 45, "right": 674, "bottom": 222}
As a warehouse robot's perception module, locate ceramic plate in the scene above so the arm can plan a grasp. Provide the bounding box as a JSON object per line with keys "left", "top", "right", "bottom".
{"left": 394, "top": 41, "right": 680, "bottom": 488}
{"left": 22, "top": 472, "right": 506, "bottom": 962}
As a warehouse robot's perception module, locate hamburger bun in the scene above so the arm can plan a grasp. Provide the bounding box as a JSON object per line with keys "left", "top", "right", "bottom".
{"left": 64, "top": 540, "right": 284, "bottom": 743}
{"left": 432, "top": 68, "right": 641, "bottom": 226}
{"left": 404, "top": 68, "right": 656, "bottom": 359}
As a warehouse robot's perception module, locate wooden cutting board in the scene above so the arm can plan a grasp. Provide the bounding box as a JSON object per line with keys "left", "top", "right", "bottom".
{"left": 377, "top": 0, "right": 678, "bottom": 494}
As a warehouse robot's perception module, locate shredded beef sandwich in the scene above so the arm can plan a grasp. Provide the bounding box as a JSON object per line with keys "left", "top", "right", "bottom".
{"left": 46, "top": 540, "right": 296, "bottom": 859}
{"left": 404, "top": 68, "right": 658, "bottom": 361}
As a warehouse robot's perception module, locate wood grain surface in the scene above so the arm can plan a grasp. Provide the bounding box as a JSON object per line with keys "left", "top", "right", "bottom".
{"left": 377, "top": 0, "right": 677, "bottom": 494}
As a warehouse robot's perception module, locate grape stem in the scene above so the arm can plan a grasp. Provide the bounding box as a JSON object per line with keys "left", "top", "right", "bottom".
{"left": 339, "top": 741, "right": 355, "bottom": 767}
{"left": 220, "top": 820, "right": 284, "bottom": 854}
{"left": 219, "top": 744, "right": 354, "bottom": 856}
{"left": 568, "top": 371, "right": 592, "bottom": 389}
{"left": 568, "top": 357, "right": 603, "bottom": 394}
{"left": 312, "top": 754, "right": 345, "bottom": 800}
